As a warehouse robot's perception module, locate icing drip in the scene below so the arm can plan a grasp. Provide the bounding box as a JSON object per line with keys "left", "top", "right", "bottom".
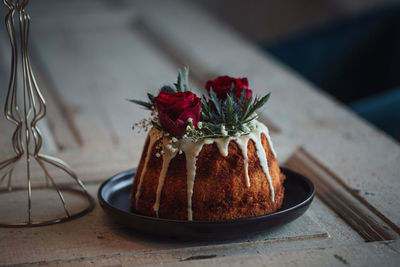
{"left": 135, "top": 128, "right": 161, "bottom": 209}
{"left": 153, "top": 138, "right": 177, "bottom": 217}
{"left": 179, "top": 139, "right": 213, "bottom": 220}
{"left": 256, "top": 122, "right": 277, "bottom": 158}
{"left": 245, "top": 122, "right": 277, "bottom": 199}
{"left": 214, "top": 137, "right": 232, "bottom": 157}
{"left": 139, "top": 120, "right": 277, "bottom": 220}
{"left": 235, "top": 137, "right": 250, "bottom": 187}
{"left": 251, "top": 130, "right": 275, "bottom": 202}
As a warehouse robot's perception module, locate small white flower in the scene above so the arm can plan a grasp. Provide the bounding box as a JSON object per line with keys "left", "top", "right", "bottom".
{"left": 155, "top": 152, "right": 161, "bottom": 158}
{"left": 172, "top": 137, "right": 178, "bottom": 143}
{"left": 166, "top": 144, "right": 177, "bottom": 153}
{"left": 187, "top": 118, "right": 193, "bottom": 123}
{"left": 198, "top": 122, "right": 203, "bottom": 129}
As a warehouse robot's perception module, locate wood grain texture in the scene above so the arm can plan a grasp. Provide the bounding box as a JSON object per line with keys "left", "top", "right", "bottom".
{"left": 142, "top": 240, "right": 400, "bottom": 267}
{"left": 0, "top": 186, "right": 327, "bottom": 266}
{"left": 285, "top": 147, "right": 400, "bottom": 241}
{"left": 0, "top": 0, "right": 399, "bottom": 266}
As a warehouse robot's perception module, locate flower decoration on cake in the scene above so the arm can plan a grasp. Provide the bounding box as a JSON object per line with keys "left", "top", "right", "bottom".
{"left": 128, "top": 67, "right": 271, "bottom": 142}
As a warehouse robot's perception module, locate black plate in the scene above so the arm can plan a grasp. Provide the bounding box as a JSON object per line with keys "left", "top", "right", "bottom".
{"left": 98, "top": 167, "right": 314, "bottom": 241}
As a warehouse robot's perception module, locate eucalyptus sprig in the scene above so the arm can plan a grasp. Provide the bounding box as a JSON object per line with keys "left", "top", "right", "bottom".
{"left": 174, "top": 67, "right": 190, "bottom": 92}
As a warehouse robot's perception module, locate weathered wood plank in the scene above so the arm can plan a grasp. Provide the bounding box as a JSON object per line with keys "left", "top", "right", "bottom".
{"left": 27, "top": 8, "right": 205, "bottom": 149}
{"left": 285, "top": 147, "right": 400, "bottom": 241}
{"left": 0, "top": 185, "right": 328, "bottom": 266}
{"left": 30, "top": 56, "right": 83, "bottom": 150}
{"left": 144, "top": 240, "right": 400, "bottom": 267}
{"left": 19, "top": 238, "right": 400, "bottom": 266}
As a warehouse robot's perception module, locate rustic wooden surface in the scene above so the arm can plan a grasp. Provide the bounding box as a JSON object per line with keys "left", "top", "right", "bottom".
{"left": 0, "top": 0, "right": 399, "bottom": 266}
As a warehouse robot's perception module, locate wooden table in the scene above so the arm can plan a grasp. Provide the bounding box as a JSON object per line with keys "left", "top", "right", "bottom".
{"left": 0, "top": 0, "right": 399, "bottom": 266}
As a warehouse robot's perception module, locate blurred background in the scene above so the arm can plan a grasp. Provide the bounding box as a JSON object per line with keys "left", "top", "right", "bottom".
{"left": 194, "top": 0, "right": 400, "bottom": 141}
{"left": 0, "top": 0, "right": 399, "bottom": 142}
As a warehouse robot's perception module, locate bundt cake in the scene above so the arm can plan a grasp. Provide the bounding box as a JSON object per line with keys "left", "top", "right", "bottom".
{"left": 128, "top": 69, "right": 285, "bottom": 221}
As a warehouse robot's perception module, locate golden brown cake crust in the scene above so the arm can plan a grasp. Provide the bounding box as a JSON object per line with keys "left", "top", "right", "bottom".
{"left": 131, "top": 133, "right": 285, "bottom": 221}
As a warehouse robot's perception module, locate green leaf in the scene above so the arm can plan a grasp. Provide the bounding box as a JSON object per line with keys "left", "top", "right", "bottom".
{"left": 209, "top": 88, "right": 222, "bottom": 116}
{"left": 179, "top": 70, "right": 184, "bottom": 91}
{"left": 246, "top": 93, "right": 270, "bottom": 118}
{"left": 175, "top": 70, "right": 184, "bottom": 92}
{"left": 183, "top": 66, "right": 189, "bottom": 91}
{"left": 147, "top": 93, "right": 155, "bottom": 101}
{"left": 225, "top": 94, "right": 234, "bottom": 123}
{"left": 201, "top": 99, "right": 212, "bottom": 121}
{"left": 234, "top": 113, "right": 239, "bottom": 125}
{"left": 127, "top": 99, "right": 153, "bottom": 110}
{"left": 238, "top": 89, "right": 246, "bottom": 107}
{"left": 241, "top": 95, "right": 253, "bottom": 119}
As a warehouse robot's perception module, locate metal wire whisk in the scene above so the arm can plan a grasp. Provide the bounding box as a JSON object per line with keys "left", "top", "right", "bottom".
{"left": 0, "top": 0, "right": 95, "bottom": 227}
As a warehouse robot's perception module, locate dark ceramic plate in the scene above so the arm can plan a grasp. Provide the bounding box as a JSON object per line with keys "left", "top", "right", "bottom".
{"left": 98, "top": 168, "right": 314, "bottom": 241}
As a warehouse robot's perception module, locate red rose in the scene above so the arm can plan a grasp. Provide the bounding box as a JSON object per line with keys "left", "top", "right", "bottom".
{"left": 153, "top": 91, "right": 201, "bottom": 136}
{"left": 205, "top": 76, "right": 252, "bottom": 101}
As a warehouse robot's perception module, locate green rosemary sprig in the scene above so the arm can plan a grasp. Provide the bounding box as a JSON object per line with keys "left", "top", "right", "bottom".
{"left": 196, "top": 89, "right": 271, "bottom": 138}
{"left": 127, "top": 93, "right": 155, "bottom": 110}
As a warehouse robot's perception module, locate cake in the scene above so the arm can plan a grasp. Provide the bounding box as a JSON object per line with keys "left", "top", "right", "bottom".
{"left": 129, "top": 69, "right": 285, "bottom": 221}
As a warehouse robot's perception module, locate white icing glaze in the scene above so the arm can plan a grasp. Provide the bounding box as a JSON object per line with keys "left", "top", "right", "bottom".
{"left": 214, "top": 137, "right": 232, "bottom": 157}
{"left": 256, "top": 122, "right": 277, "bottom": 158}
{"left": 235, "top": 137, "right": 250, "bottom": 187}
{"left": 138, "top": 120, "right": 277, "bottom": 220}
{"left": 153, "top": 138, "right": 177, "bottom": 217}
{"left": 250, "top": 130, "right": 275, "bottom": 202}
{"left": 135, "top": 128, "right": 161, "bottom": 209}
{"left": 178, "top": 138, "right": 214, "bottom": 220}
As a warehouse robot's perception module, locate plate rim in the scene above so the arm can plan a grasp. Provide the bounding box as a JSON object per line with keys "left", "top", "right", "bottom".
{"left": 97, "top": 167, "right": 315, "bottom": 225}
